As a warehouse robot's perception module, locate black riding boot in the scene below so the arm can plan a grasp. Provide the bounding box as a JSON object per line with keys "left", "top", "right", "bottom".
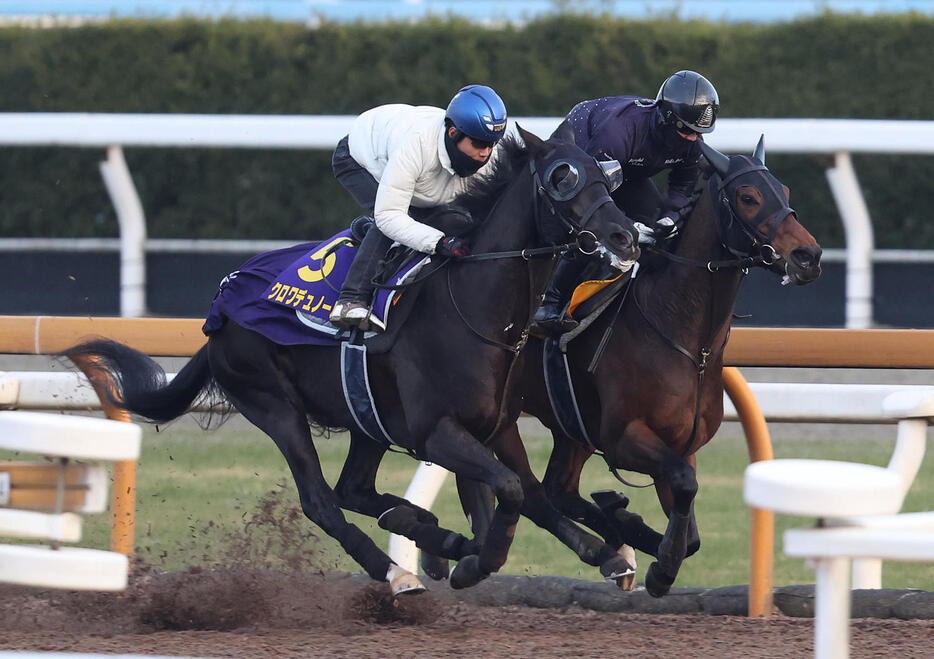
{"left": 531, "top": 253, "right": 591, "bottom": 335}
{"left": 330, "top": 226, "right": 393, "bottom": 330}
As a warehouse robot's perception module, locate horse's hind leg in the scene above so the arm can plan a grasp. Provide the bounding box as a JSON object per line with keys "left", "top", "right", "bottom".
{"left": 543, "top": 436, "right": 626, "bottom": 547}
{"left": 495, "top": 424, "right": 635, "bottom": 586}
{"left": 540, "top": 437, "right": 646, "bottom": 589}
{"left": 335, "top": 433, "right": 477, "bottom": 580}
{"left": 208, "top": 343, "right": 422, "bottom": 595}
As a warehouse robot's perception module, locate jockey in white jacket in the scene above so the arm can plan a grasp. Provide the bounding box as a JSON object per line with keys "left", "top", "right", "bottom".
{"left": 330, "top": 84, "right": 508, "bottom": 332}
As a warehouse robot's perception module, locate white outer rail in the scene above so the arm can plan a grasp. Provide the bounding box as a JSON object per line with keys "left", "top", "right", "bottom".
{"left": 3, "top": 114, "right": 934, "bottom": 325}
{"left": 4, "top": 371, "right": 933, "bottom": 421}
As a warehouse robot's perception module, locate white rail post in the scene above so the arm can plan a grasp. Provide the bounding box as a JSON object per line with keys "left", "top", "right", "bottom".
{"left": 387, "top": 462, "right": 449, "bottom": 574}
{"left": 825, "top": 152, "right": 874, "bottom": 329}
{"left": 99, "top": 146, "right": 147, "bottom": 318}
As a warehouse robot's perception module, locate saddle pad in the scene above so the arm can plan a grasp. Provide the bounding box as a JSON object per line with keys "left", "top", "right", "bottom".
{"left": 202, "top": 230, "right": 428, "bottom": 346}
{"left": 542, "top": 336, "right": 592, "bottom": 448}
{"left": 567, "top": 270, "right": 628, "bottom": 319}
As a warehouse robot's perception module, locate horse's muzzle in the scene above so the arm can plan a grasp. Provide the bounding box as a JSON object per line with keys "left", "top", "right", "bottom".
{"left": 785, "top": 245, "right": 823, "bottom": 285}
{"left": 606, "top": 225, "right": 640, "bottom": 262}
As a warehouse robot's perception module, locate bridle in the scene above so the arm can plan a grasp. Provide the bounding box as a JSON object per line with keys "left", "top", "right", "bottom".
{"left": 710, "top": 156, "right": 797, "bottom": 266}
{"left": 530, "top": 157, "right": 620, "bottom": 253}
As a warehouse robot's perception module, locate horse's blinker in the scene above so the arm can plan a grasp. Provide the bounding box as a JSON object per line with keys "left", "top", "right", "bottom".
{"left": 542, "top": 159, "right": 586, "bottom": 201}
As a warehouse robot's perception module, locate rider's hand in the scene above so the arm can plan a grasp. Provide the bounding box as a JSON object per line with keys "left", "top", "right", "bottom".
{"left": 435, "top": 236, "right": 470, "bottom": 260}
{"left": 654, "top": 216, "right": 680, "bottom": 242}
{"left": 633, "top": 222, "right": 656, "bottom": 246}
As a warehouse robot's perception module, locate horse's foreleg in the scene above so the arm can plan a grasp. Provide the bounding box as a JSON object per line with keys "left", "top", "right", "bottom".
{"left": 497, "top": 425, "right": 635, "bottom": 585}
{"left": 644, "top": 453, "right": 698, "bottom": 598}
{"left": 455, "top": 474, "right": 494, "bottom": 546}
{"left": 653, "top": 478, "right": 701, "bottom": 559}
{"left": 335, "top": 433, "right": 475, "bottom": 579}
{"left": 419, "top": 417, "right": 524, "bottom": 590}
{"left": 210, "top": 341, "right": 422, "bottom": 596}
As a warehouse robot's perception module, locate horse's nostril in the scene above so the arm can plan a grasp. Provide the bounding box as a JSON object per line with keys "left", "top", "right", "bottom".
{"left": 792, "top": 247, "right": 820, "bottom": 269}
{"left": 611, "top": 231, "right": 632, "bottom": 248}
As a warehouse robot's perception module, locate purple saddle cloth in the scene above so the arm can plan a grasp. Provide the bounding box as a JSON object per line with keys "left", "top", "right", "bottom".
{"left": 202, "top": 229, "right": 428, "bottom": 346}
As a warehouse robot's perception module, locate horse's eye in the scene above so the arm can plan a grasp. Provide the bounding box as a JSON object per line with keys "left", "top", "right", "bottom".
{"left": 740, "top": 194, "right": 757, "bottom": 205}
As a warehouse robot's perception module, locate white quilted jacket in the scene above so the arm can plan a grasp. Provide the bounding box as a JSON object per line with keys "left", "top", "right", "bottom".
{"left": 348, "top": 104, "right": 495, "bottom": 253}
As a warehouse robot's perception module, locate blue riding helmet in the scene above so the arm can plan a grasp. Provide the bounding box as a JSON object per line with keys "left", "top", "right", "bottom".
{"left": 445, "top": 85, "right": 508, "bottom": 144}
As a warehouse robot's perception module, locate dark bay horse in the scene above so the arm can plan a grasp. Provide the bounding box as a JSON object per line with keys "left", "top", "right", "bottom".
{"left": 64, "top": 123, "right": 640, "bottom": 595}
{"left": 460, "top": 137, "right": 822, "bottom": 595}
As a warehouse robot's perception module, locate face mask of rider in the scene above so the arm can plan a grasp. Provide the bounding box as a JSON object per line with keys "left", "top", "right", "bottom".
{"left": 654, "top": 111, "right": 696, "bottom": 150}
{"left": 444, "top": 129, "right": 488, "bottom": 177}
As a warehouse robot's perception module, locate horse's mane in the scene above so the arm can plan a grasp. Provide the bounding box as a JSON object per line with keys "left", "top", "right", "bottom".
{"left": 454, "top": 135, "right": 531, "bottom": 223}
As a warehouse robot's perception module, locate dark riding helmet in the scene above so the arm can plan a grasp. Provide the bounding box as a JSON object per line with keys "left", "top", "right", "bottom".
{"left": 656, "top": 70, "right": 719, "bottom": 134}
{"left": 445, "top": 84, "right": 508, "bottom": 145}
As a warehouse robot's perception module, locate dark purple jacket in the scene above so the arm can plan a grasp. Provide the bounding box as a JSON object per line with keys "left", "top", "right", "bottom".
{"left": 566, "top": 95, "right": 703, "bottom": 222}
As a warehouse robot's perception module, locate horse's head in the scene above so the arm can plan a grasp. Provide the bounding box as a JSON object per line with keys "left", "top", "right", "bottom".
{"left": 518, "top": 121, "right": 640, "bottom": 267}
{"left": 699, "top": 136, "right": 822, "bottom": 285}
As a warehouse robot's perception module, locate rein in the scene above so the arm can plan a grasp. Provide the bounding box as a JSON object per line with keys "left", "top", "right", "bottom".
{"left": 646, "top": 245, "right": 777, "bottom": 272}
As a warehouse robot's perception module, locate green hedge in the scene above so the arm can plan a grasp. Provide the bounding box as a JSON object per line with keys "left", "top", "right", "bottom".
{"left": 0, "top": 13, "right": 931, "bottom": 247}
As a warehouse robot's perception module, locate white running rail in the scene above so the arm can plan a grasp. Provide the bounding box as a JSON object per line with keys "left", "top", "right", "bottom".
{"left": 3, "top": 113, "right": 933, "bottom": 325}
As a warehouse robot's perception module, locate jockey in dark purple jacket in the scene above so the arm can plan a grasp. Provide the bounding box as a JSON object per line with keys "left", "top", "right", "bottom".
{"left": 532, "top": 70, "right": 720, "bottom": 334}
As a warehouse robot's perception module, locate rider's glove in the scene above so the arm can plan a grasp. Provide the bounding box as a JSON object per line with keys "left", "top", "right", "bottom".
{"left": 435, "top": 236, "right": 470, "bottom": 260}
{"left": 654, "top": 216, "right": 680, "bottom": 242}
{"left": 633, "top": 222, "right": 656, "bottom": 246}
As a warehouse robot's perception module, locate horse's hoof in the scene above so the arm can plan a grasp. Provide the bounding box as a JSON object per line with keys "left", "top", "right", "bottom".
{"left": 420, "top": 552, "right": 450, "bottom": 581}
{"left": 600, "top": 552, "right": 636, "bottom": 590}
{"left": 449, "top": 555, "right": 488, "bottom": 590}
{"left": 389, "top": 571, "right": 426, "bottom": 596}
{"left": 616, "top": 572, "right": 636, "bottom": 591}
{"left": 613, "top": 544, "right": 637, "bottom": 590}
{"left": 645, "top": 561, "right": 675, "bottom": 598}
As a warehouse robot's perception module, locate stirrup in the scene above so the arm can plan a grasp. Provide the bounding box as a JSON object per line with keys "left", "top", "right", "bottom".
{"left": 329, "top": 301, "right": 385, "bottom": 332}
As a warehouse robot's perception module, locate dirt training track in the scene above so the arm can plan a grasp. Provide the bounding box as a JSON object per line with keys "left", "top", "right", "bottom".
{"left": 1, "top": 568, "right": 933, "bottom": 659}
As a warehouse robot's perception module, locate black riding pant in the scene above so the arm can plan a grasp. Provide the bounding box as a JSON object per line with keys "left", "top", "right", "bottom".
{"left": 333, "top": 135, "right": 380, "bottom": 213}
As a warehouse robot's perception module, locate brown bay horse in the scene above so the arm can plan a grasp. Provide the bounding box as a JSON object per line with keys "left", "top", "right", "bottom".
{"left": 454, "top": 137, "right": 822, "bottom": 596}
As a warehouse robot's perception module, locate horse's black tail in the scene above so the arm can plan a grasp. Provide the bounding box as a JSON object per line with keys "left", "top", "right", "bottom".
{"left": 62, "top": 339, "right": 215, "bottom": 424}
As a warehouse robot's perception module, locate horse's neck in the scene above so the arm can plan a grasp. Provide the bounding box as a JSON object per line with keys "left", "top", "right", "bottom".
{"left": 452, "top": 167, "right": 554, "bottom": 331}
{"left": 640, "top": 186, "right": 743, "bottom": 353}
{"left": 470, "top": 168, "right": 538, "bottom": 254}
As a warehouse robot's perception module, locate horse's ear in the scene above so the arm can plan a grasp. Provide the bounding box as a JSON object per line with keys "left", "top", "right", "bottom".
{"left": 698, "top": 140, "right": 731, "bottom": 177}
{"left": 752, "top": 134, "right": 766, "bottom": 165}
{"left": 549, "top": 119, "right": 576, "bottom": 145}
{"left": 516, "top": 124, "right": 547, "bottom": 155}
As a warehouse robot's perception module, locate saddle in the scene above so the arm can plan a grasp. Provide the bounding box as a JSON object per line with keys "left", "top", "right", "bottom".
{"left": 257, "top": 227, "right": 431, "bottom": 345}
